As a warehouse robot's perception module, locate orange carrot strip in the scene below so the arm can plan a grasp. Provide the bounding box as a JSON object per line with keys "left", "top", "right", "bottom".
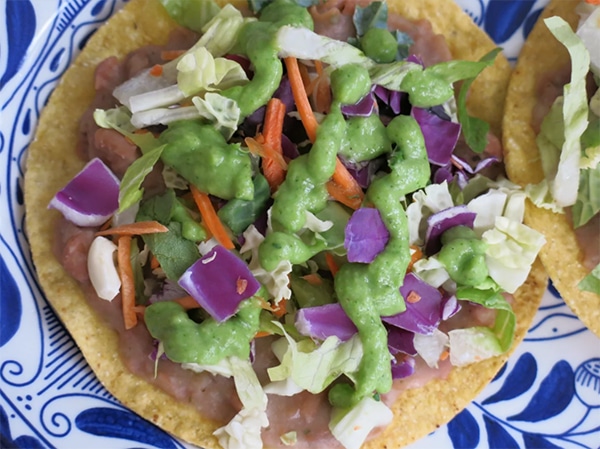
{"left": 302, "top": 273, "right": 323, "bottom": 286}
{"left": 99, "top": 218, "right": 112, "bottom": 232}
{"left": 150, "top": 64, "right": 163, "bottom": 77}
{"left": 325, "top": 252, "right": 339, "bottom": 277}
{"left": 254, "top": 331, "right": 272, "bottom": 338}
{"left": 326, "top": 181, "right": 363, "bottom": 210}
{"left": 245, "top": 136, "right": 287, "bottom": 170}
{"left": 298, "top": 62, "right": 312, "bottom": 91}
{"left": 96, "top": 220, "right": 169, "bottom": 237}
{"left": 284, "top": 56, "right": 318, "bottom": 143}
{"left": 326, "top": 158, "right": 364, "bottom": 210}
{"left": 261, "top": 98, "right": 288, "bottom": 192}
{"left": 161, "top": 49, "right": 186, "bottom": 61}
{"left": 190, "top": 186, "right": 235, "bottom": 250}
{"left": 150, "top": 254, "right": 161, "bottom": 270}
{"left": 173, "top": 295, "right": 200, "bottom": 310}
{"left": 117, "top": 235, "right": 137, "bottom": 330}
{"left": 272, "top": 299, "right": 287, "bottom": 318}
{"left": 407, "top": 245, "right": 423, "bottom": 273}
{"left": 314, "top": 60, "right": 324, "bottom": 76}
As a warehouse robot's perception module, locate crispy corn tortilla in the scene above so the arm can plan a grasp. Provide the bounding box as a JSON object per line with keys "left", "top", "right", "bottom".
{"left": 24, "top": 0, "right": 547, "bottom": 447}
{"left": 503, "top": 0, "right": 600, "bottom": 338}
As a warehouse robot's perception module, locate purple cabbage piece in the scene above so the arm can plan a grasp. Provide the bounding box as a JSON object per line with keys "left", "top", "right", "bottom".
{"left": 242, "top": 75, "right": 294, "bottom": 128}
{"left": 407, "top": 54, "right": 424, "bottom": 66}
{"left": 433, "top": 165, "right": 454, "bottom": 185}
{"left": 48, "top": 157, "right": 120, "bottom": 227}
{"left": 281, "top": 134, "right": 300, "bottom": 160}
{"left": 382, "top": 273, "right": 443, "bottom": 335}
{"left": 411, "top": 107, "right": 461, "bottom": 167}
{"left": 296, "top": 303, "right": 358, "bottom": 342}
{"left": 373, "top": 85, "right": 402, "bottom": 115}
{"left": 339, "top": 155, "right": 385, "bottom": 189}
{"left": 441, "top": 294, "right": 461, "bottom": 320}
{"left": 451, "top": 154, "right": 500, "bottom": 175}
{"left": 391, "top": 356, "right": 416, "bottom": 380}
{"left": 344, "top": 207, "right": 390, "bottom": 263}
{"left": 424, "top": 205, "right": 476, "bottom": 256}
{"left": 387, "top": 326, "right": 417, "bottom": 356}
{"left": 178, "top": 245, "right": 260, "bottom": 323}
{"left": 340, "top": 92, "right": 377, "bottom": 117}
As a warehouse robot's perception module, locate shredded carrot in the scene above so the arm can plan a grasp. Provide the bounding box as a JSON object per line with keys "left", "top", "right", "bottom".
{"left": 326, "top": 180, "right": 363, "bottom": 210}
{"left": 150, "top": 254, "right": 161, "bottom": 270}
{"left": 161, "top": 49, "right": 186, "bottom": 61}
{"left": 325, "top": 252, "right": 339, "bottom": 277}
{"left": 149, "top": 64, "right": 163, "bottom": 77}
{"left": 585, "top": 0, "right": 600, "bottom": 4}
{"left": 190, "top": 185, "right": 235, "bottom": 250}
{"left": 298, "top": 62, "right": 312, "bottom": 91}
{"left": 254, "top": 331, "right": 272, "bottom": 338}
{"left": 407, "top": 245, "right": 423, "bottom": 272}
{"left": 260, "top": 97, "right": 288, "bottom": 192}
{"left": 173, "top": 295, "right": 200, "bottom": 310}
{"left": 439, "top": 350, "right": 450, "bottom": 361}
{"left": 96, "top": 220, "right": 169, "bottom": 237}
{"left": 314, "top": 60, "right": 324, "bottom": 76}
{"left": 99, "top": 218, "right": 112, "bottom": 232}
{"left": 271, "top": 299, "right": 287, "bottom": 318}
{"left": 326, "top": 158, "right": 364, "bottom": 210}
{"left": 284, "top": 56, "right": 318, "bottom": 143}
{"left": 302, "top": 273, "right": 323, "bottom": 286}
{"left": 245, "top": 137, "right": 287, "bottom": 170}
{"left": 314, "top": 76, "right": 332, "bottom": 114}
{"left": 117, "top": 235, "right": 137, "bottom": 330}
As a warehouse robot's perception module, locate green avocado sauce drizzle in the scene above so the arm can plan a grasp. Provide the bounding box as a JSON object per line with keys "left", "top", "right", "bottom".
{"left": 142, "top": 0, "right": 477, "bottom": 406}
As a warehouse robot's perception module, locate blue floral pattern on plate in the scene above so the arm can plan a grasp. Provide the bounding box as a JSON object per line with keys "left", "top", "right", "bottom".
{"left": 1, "top": 0, "right": 599, "bottom": 448}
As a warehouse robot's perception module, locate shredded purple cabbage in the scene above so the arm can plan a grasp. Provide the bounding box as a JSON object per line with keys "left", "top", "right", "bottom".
{"left": 411, "top": 107, "right": 461, "bottom": 167}
{"left": 424, "top": 205, "right": 476, "bottom": 255}
{"left": 340, "top": 92, "right": 377, "bottom": 117}
{"left": 387, "top": 326, "right": 417, "bottom": 356}
{"left": 178, "top": 245, "right": 260, "bottom": 322}
{"left": 382, "top": 273, "right": 443, "bottom": 335}
{"left": 344, "top": 207, "right": 390, "bottom": 263}
{"left": 48, "top": 157, "right": 120, "bottom": 227}
{"left": 391, "top": 356, "right": 416, "bottom": 379}
{"left": 295, "top": 303, "right": 357, "bottom": 342}
{"left": 339, "top": 155, "right": 385, "bottom": 189}
{"left": 441, "top": 294, "right": 461, "bottom": 320}
{"left": 373, "top": 85, "right": 402, "bottom": 115}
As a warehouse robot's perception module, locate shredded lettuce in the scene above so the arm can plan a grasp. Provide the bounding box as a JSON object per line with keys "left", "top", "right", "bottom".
{"left": 267, "top": 323, "right": 363, "bottom": 394}
{"left": 579, "top": 262, "right": 600, "bottom": 294}
{"left": 572, "top": 164, "right": 600, "bottom": 227}
{"left": 118, "top": 145, "right": 165, "bottom": 213}
{"left": 455, "top": 49, "right": 501, "bottom": 153}
{"left": 413, "top": 329, "right": 448, "bottom": 368}
{"left": 448, "top": 327, "right": 503, "bottom": 366}
{"left": 352, "top": 1, "right": 387, "bottom": 37}
{"left": 93, "top": 107, "right": 160, "bottom": 153}
{"left": 542, "top": 17, "right": 590, "bottom": 207}
{"left": 158, "top": 0, "right": 220, "bottom": 33}
{"left": 183, "top": 357, "right": 268, "bottom": 449}
{"left": 482, "top": 217, "right": 546, "bottom": 293}
{"left": 329, "top": 396, "right": 393, "bottom": 449}
{"left": 240, "top": 225, "right": 293, "bottom": 301}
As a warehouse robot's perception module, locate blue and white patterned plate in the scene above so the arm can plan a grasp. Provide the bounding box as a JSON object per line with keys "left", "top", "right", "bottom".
{"left": 1, "top": 1, "right": 599, "bottom": 448}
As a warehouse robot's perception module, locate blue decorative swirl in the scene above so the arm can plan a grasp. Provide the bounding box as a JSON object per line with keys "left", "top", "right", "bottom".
{"left": 483, "top": 352, "right": 537, "bottom": 405}
{"left": 0, "top": 255, "right": 22, "bottom": 347}
{"left": 0, "top": 406, "right": 45, "bottom": 448}
{"left": 523, "top": 8, "right": 543, "bottom": 39}
{"left": 76, "top": 407, "right": 178, "bottom": 448}
{"left": 447, "top": 408, "right": 480, "bottom": 448}
{"left": 484, "top": 0, "right": 536, "bottom": 44}
{"left": 509, "top": 360, "right": 575, "bottom": 422}
{"left": 483, "top": 415, "right": 520, "bottom": 448}
{"left": 1, "top": 0, "right": 37, "bottom": 88}
{"left": 522, "top": 433, "right": 562, "bottom": 448}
